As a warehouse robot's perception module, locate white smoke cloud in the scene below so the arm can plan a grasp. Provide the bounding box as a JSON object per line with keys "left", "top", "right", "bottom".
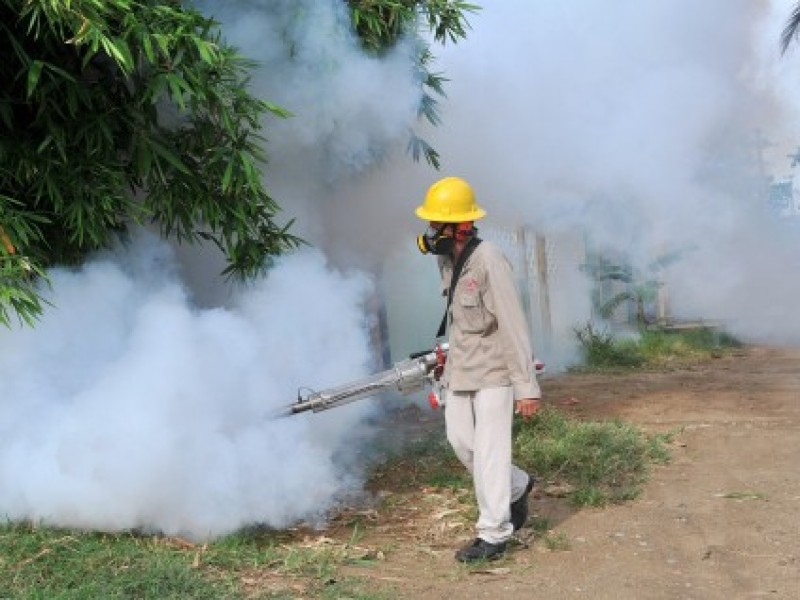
{"left": 419, "top": 1, "right": 768, "bottom": 245}
{"left": 198, "top": 0, "right": 424, "bottom": 245}
{"left": 10, "top": 0, "right": 800, "bottom": 540}
{"left": 210, "top": 0, "right": 419, "bottom": 170}
{"left": 0, "top": 0, "right": 436, "bottom": 540}
{"left": 0, "top": 232, "right": 375, "bottom": 540}
{"left": 329, "top": 0, "right": 800, "bottom": 350}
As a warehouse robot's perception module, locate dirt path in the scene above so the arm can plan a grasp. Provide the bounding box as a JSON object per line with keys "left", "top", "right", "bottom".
{"left": 336, "top": 346, "right": 800, "bottom": 599}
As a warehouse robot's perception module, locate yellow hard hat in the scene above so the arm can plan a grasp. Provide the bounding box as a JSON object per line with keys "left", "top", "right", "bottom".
{"left": 415, "top": 177, "right": 486, "bottom": 222}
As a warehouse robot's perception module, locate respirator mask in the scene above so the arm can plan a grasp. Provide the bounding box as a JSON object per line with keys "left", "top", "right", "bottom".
{"left": 417, "top": 224, "right": 454, "bottom": 256}
{"left": 417, "top": 223, "right": 477, "bottom": 256}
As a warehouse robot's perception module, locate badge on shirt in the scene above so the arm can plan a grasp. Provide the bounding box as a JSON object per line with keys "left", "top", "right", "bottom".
{"left": 463, "top": 277, "right": 479, "bottom": 293}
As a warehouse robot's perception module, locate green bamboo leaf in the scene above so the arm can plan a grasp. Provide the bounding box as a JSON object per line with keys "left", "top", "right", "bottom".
{"left": 136, "top": 141, "right": 153, "bottom": 176}
{"left": 153, "top": 33, "right": 170, "bottom": 56}
{"left": 116, "top": 38, "right": 135, "bottom": 73}
{"left": 263, "top": 101, "right": 292, "bottom": 118}
{"left": 100, "top": 37, "right": 124, "bottom": 69}
{"left": 142, "top": 34, "right": 155, "bottom": 63}
{"left": 27, "top": 60, "right": 44, "bottom": 98}
{"left": 239, "top": 150, "right": 255, "bottom": 182}
{"left": 221, "top": 160, "right": 234, "bottom": 193}
{"left": 167, "top": 75, "right": 186, "bottom": 110}
{"left": 65, "top": 87, "right": 79, "bottom": 117}
{"left": 191, "top": 37, "right": 214, "bottom": 63}
{"left": 36, "top": 135, "right": 53, "bottom": 154}
{"left": 149, "top": 139, "right": 190, "bottom": 175}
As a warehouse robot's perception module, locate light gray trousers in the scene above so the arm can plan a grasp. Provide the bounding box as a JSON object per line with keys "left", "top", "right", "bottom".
{"left": 445, "top": 386, "right": 531, "bottom": 544}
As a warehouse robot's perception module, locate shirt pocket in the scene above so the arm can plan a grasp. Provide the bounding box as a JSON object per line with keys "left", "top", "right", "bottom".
{"left": 457, "top": 291, "right": 485, "bottom": 333}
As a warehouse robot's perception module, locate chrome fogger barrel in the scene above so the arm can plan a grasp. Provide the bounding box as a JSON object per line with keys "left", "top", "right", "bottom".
{"left": 286, "top": 344, "right": 448, "bottom": 416}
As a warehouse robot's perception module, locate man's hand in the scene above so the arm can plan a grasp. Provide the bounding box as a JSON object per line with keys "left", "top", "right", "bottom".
{"left": 515, "top": 398, "right": 541, "bottom": 419}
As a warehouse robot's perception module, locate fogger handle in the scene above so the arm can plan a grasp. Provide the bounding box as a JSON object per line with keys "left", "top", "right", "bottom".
{"left": 409, "top": 341, "right": 449, "bottom": 360}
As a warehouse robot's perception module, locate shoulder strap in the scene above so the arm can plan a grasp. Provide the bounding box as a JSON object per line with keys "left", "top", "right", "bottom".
{"left": 437, "top": 237, "right": 482, "bottom": 338}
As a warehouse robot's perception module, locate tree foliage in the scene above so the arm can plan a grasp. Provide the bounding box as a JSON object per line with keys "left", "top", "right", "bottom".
{"left": 347, "top": 0, "right": 479, "bottom": 168}
{"left": 1, "top": 0, "right": 303, "bottom": 325}
{"left": 0, "top": 0, "right": 477, "bottom": 326}
{"left": 781, "top": 2, "right": 800, "bottom": 54}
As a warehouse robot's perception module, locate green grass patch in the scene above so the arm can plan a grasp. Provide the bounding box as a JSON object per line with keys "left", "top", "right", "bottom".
{"left": 0, "top": 522, "right": 238, "bottom": 599}
{"left": 528, "top": 516, "right": 551, "bottom": 534}
{"left": 574, "top": 324, "right": 644, "bottom": 368}
{"left": 542, "top": 531, "right": 571, "bottom": 551}
{"left": 513, "top": 407, "right": 671, "bottom": 507}
{"left": 372, "top": 407, "right": 670, "bottom": 510}
{"left": 575, "top": 324, "right": 742, "bottom": 370}
{"left": 0, "top": 522, "right": 381, "bottom": 600}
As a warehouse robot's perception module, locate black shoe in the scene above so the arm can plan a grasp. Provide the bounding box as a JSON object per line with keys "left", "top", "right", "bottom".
{"left": 455, "top": 538, "right": 507, "bottom": 563}
{"left": 510, "top": 474, "right": 535, "bottom": 531}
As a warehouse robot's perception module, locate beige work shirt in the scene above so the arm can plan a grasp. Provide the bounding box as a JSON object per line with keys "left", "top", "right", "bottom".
{"left": 438, "top": 240, "right": 541, "bottom": 400}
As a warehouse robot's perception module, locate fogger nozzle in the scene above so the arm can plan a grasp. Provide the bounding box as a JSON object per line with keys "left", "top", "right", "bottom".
{"left": 283, "top": 344, "right": 449, "bottom": 417}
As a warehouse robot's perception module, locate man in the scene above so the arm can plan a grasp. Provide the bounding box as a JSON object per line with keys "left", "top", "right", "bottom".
{"left": 415, "top": 176, "right": 542, "bottom": 562}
